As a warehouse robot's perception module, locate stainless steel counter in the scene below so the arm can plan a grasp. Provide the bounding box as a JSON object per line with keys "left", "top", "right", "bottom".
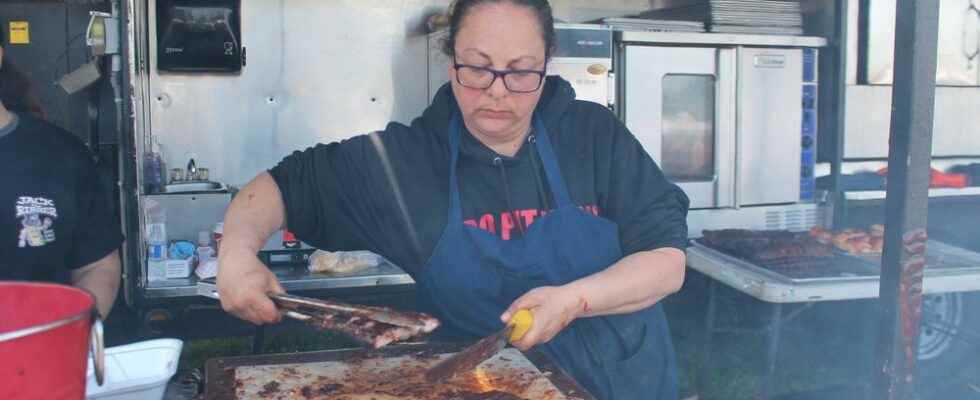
{"left": 146, "top": 260, "right": 415, "bottom": 299}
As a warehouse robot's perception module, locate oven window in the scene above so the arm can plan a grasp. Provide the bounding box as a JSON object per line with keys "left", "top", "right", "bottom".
{"left": 661, "top": 74, "right": 715, "bottom": 182}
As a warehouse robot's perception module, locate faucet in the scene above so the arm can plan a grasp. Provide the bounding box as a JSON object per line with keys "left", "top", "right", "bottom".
{"left": 186, "top": 158, "right": 197, "bottom": 181}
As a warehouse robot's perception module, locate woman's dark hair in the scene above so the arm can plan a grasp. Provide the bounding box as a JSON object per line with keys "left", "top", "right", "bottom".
{"left": 0, "top": 31, "right": 45, "bottom": 119}
{"left": 442, "top": 0, "right": 556, "bottom": 61}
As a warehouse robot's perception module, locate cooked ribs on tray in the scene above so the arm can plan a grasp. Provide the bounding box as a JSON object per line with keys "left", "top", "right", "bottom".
{"left": 699, "top": 229, "right": 834, "bottom": 267}
{"left": 304, "top": 312, "right": 426, "bottom": 349}
{"left": 811, "top": 225, "right": 885, "bottom": 255}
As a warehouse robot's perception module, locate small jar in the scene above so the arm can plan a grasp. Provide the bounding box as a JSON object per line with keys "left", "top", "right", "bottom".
{"left": 197, "top": 230, "right": 212, "bottom": 248}
{"left": 196, "top": 168, "right": 209, "bottom": 181}
{"left": 169, "top": 168, "right": 184, "bottom": 182}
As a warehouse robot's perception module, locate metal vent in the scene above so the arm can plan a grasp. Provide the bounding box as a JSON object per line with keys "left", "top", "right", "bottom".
{"left": 764, "top": 207, "right": 822, "bottom": 231}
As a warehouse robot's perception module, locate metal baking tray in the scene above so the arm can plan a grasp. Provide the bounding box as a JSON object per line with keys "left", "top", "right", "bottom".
{"left": 692, "top": 239, "right": 980, "bottom": 284}
{"left": 690, "top": 241, "right": 881, "bottom": 284}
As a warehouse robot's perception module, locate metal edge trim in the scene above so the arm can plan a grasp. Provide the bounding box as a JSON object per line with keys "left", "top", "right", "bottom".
{"left": 0, "top": 311, "right": 90, "bottom": 343}
{"left": 147, "top": 274, "right": 417, "bottom": 299}
{"left": 90, "top": 316, "right": 106, "bottom": 385}
{"left": 618, "top": 31, "right": 828, "bottom": 48}
{"left": 843, "top": 187, "right": 980, "bottom": 200}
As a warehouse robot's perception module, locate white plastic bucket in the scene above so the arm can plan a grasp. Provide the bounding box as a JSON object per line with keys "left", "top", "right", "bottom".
{"left": 85, "top": 338, "right": 183, "bottom": 400}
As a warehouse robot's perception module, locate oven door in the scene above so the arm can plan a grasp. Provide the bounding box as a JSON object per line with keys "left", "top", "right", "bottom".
{"left": 621, "top": 46, "right": 736, "bottom": 209}
{"left": 736, "top": 47, "right": 803, "bottom": 206}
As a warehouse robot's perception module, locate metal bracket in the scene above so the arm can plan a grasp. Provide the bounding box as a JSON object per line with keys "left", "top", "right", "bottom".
{"left": 963, "top": 1, "right": 979, "bottom": 64}
{"left": 87, "top": 11, "right": 120, "bottom": 56}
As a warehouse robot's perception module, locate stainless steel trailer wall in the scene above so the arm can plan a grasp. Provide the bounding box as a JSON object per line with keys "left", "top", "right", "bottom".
{"left": 842, "top": 0, "right": 980, "bottom": 159}
{"left": 124, "top": 0, "right": 658, "bottom": 304}
{"left": 137, "top": 0, "right": 655, "bottom": 188}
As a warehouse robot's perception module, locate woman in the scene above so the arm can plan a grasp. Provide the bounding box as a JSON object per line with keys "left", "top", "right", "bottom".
{"left": 0, "top": 42, "right": 123, "bottom": 318}
{"left": 217, "top": 1, "right": 689, "bottom": 398}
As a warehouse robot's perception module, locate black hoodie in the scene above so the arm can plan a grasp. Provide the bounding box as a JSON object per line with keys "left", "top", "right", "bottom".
{"left": 269, "top": 76, "right": 689, "bottom": 277}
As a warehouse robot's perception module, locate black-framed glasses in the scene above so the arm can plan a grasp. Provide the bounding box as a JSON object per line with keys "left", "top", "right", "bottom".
{"left": 452, "top": 57, "right": 546, "bottom": 93}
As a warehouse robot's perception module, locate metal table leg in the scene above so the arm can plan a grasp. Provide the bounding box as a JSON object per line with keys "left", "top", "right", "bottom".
{"left": 699, "top": 280, "right": 719, "bottom": 396}
{"left": 761, "top": 303, "right": 784, "bottom": 400}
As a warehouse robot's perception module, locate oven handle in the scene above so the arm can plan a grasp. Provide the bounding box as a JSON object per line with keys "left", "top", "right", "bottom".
{"left": 715, "top": 47, "right": 738, "bottom": 209}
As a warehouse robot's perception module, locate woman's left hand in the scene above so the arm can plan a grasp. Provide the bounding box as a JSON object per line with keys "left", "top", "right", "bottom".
{"left": 502, "top": 285, "right": 585, "bottom": 351}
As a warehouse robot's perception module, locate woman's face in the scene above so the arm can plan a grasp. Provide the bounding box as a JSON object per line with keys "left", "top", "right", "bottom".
{"left": 449, "top": 3, "right": 546, "bottom": 148}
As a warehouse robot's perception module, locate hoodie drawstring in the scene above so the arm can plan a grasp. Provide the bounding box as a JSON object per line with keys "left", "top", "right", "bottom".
{"left": 493, "top": 156, "right": 527, "bottom": 236}
{"left": 527, "top": 134, "right": 550, "bottom": 212}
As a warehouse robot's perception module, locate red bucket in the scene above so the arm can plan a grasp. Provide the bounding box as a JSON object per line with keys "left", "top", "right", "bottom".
{"left": 0, "top": 282, "right": 104, "bottom": 399}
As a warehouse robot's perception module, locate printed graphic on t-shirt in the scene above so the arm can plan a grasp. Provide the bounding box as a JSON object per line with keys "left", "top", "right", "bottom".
{"left": 464, "top": 204, "right": 600, "bottom": 240}
{"left": 16, "top": 196, "right": 58, "bottom": 248}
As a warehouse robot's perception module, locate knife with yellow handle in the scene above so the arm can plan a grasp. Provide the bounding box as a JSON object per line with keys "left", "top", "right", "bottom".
{"left": 424, "top": 309, "right": 534, "bottom": 383}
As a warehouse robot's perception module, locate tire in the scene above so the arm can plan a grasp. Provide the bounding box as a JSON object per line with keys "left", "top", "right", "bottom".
{"left": 917, "top": 292, "right": 980, "bottom": 379}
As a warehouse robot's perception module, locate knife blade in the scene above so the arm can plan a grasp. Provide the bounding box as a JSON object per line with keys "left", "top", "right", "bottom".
{"left": 424, "top": 309, "right": 533, "bottom": 383}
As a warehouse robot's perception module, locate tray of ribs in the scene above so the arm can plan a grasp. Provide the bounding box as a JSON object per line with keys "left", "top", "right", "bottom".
{"left": 697, "top": 229, "right": 880, "bottom": 281}
{"left": 812, "top": 226, "right": 980, "bottom": 273}
{"left": 204, "top": 342, "right": 595, "bottom": 400}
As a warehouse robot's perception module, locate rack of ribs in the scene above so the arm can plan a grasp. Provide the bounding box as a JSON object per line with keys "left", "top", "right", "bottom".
{"left": 272, "top": 293, "right": 440, "bottom": 349}
{"left": 700, "top": 229, "right": 834, "bottom": 266}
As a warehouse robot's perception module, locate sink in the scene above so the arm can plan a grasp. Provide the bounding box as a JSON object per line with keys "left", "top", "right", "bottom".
{"left": 161, "top": 181, "right": 225, "bottom": 194}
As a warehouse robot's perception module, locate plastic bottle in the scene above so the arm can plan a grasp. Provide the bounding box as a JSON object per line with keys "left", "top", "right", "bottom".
{"left": 212, "top": 222, "right": 224, "bottom": 256}
{"left": 143, "top": 139, "right": 166, "bottom": 194}
{"left": 196, "top": 230, "right": 214, "bottom": 266}
{"left": 147, "top": 223, "right": 167, "bottom": 260}
{"left": 145, "top": 199, "right": 168, "bottom": 282}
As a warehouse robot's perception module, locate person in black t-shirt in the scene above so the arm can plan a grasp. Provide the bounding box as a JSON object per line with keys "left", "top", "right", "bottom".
{"left": 0, "top": 43, "right": 123, "bottom": 318}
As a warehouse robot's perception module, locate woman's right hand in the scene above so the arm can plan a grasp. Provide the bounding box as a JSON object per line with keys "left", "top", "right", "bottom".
{"left": 216, "top": 248, "right": 285, "bottom": 325}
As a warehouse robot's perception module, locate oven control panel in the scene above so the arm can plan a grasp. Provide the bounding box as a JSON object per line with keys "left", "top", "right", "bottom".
{"left": 800, "top": 48, "right": 818, "bottom": 201}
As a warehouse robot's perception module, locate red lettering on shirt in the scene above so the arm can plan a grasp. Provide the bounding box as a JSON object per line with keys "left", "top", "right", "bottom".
{"left": 463, "top": 204, "right": 599, "bottom": 239}
{"left": 478, "top": 214, "right": 496, "bottom": 234}
{"left": 520, "top": 209, "right": 538, "bottom": 227}
{"left": 500, "top": 212, "right": 515, "bottom": 241}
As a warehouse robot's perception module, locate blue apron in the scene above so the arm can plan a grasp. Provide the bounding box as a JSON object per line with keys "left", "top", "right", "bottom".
{"left": 417, "top": 114, "right": 679, "bottom": 400}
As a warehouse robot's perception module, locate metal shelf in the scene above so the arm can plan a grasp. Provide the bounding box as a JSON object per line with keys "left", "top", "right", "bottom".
{"left": 618, "top": 31, "right": 827, "bottom": 47}
{"left": 842, "top": 186, "right": 980, "bottom": 201}
{"left": 146, "top": 261, "right": 415, "bottom": 299}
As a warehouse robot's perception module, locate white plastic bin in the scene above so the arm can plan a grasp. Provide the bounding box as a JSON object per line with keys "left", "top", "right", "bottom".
{"left": 85, "top": 338, "right": 183, "bottom": 400}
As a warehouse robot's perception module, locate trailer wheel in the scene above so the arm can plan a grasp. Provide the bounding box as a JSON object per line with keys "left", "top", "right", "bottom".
{"left": 917, "top": 292, "right": 980, "bottom": 378}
